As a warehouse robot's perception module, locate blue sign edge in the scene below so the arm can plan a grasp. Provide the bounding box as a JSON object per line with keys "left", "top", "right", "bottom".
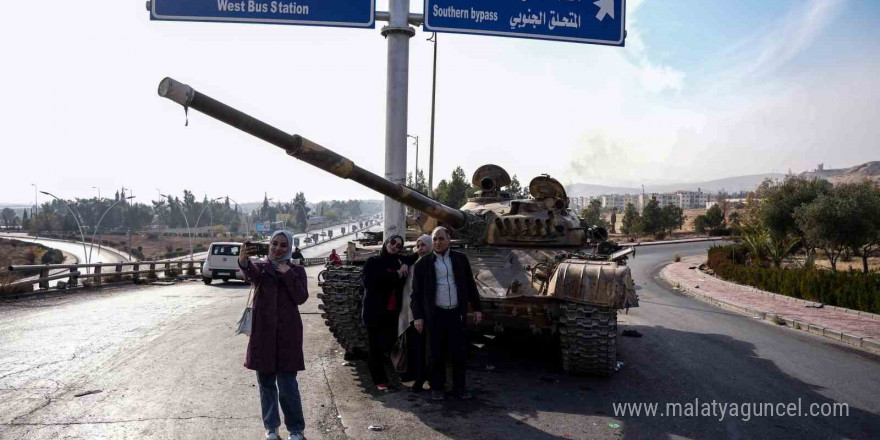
{"left": 151, "top": 0, "right": 376, "bottom": 29}
{"left": 422, "top": 0, "right": 625, "bottom": 46}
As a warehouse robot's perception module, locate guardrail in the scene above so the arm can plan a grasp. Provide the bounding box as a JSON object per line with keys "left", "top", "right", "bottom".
{"left": 3, "top": 259, "right": 203, "bottom": 294}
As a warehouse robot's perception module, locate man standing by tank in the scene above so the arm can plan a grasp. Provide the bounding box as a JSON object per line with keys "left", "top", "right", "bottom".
{"left": 411, "top": 226, "right": 483, "bottom": 401}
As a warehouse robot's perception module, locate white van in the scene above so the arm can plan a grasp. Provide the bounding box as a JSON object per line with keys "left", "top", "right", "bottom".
{"left": 202, "top": 242, "right": 245, "bottom": 284}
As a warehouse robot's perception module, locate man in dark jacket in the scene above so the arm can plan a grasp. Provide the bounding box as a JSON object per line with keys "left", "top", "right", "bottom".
{"left": 412, "top": 226, "right": 482, "bottom": 400}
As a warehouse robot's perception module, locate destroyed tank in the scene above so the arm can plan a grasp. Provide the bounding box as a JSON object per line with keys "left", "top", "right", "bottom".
{"left": 158, "top": 78, "right": 638, "bottom": 375}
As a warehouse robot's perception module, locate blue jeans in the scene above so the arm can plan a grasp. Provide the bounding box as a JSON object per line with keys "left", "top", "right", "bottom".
{"left": 256, "top": 371, "right": 305, "bottom": 434}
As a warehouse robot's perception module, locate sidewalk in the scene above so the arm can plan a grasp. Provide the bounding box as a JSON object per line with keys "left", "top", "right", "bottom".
{"left": 661, "top": 255, "right": 880, "bottom": 354}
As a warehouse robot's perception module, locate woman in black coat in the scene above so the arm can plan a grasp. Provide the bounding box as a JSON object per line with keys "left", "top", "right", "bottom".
{"left": 362, "top": 235, "right": 415, "bottom": 390}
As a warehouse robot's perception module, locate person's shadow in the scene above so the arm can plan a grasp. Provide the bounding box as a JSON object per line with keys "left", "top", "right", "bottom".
{"left": 340, "top": 325, "right": 880, "bottom": 439}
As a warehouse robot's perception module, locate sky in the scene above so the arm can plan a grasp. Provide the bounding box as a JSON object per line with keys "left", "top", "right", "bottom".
{"left": 1, "top": 0, "right": 878, "bottom": 206}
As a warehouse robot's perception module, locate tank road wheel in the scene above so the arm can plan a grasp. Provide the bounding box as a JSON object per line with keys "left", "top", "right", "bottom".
{"left": 558, "top": 302, "right": 617, "bottom": 376}
{"left": 317, "top": 265, "right": 370, "bottom": 355}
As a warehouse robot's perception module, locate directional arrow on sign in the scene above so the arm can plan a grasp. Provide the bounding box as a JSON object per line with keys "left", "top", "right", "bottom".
{"left": 594, "top": 0, "right": 615, "bottom": 21}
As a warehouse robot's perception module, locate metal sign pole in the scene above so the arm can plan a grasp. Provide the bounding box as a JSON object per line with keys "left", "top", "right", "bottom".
{"left": 380, "top": 0, "right": 414, "bottom": 240}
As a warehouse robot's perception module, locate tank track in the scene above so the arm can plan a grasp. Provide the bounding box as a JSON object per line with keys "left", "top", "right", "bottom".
{"left": 317, "top": 265, "right": 369, "bottom": 354}
{"left": 558, "top": 302, "right": 617, "bottom": 376}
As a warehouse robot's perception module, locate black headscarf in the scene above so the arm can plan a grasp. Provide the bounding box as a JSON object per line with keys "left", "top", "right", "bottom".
{"left": 379, "top": 234, "right": 405, "bottom": 259}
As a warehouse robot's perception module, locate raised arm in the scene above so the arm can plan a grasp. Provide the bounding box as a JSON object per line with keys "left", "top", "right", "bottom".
{"left": 238, "top": 242, "right": 262, "bottom": 283}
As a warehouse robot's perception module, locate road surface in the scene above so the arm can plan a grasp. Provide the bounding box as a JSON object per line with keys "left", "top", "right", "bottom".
{"left": 1, "top": 241, "right": 877, "bottom": 439}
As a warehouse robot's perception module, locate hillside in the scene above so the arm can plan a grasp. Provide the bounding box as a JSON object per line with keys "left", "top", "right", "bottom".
{"left": 800, "top": 161, "right": 880, "bottom": 185}
{"left": 566, "top": 173, "right": 784, "bottom": 197}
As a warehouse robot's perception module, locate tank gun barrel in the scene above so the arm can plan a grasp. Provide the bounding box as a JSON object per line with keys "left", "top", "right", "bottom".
{"left": 157, "top": 77, "right": 468, "bottom": 230}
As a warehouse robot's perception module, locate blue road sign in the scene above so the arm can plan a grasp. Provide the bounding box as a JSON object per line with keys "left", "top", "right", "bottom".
{"left": 424, "top": 0, "right": 625, "bottom": 46}
{"left": 150, "top": 0, "right": 375, "bottom": 29}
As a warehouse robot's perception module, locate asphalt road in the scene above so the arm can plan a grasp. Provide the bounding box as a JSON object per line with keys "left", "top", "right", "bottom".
{"left": 1, "top": 242, "right": 878, "bottom": 439}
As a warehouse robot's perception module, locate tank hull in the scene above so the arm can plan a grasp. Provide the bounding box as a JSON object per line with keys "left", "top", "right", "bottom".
{"left": 318, "top": 245, "right": 638, "bottom": 376}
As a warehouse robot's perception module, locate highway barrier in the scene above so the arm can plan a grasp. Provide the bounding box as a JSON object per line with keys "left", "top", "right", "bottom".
{"left": 3, "top": 259, "right": 203, "bottom": 296}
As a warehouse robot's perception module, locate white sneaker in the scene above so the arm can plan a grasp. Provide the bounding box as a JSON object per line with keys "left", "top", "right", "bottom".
{"left": 288, "top": 433, "right": 305, "bottom": 440}
{"left": 266, "top": 430, "right": 279, "bottom": 440}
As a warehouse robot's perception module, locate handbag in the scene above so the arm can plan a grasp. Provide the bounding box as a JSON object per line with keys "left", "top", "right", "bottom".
{"left": 390, "top": 332, "right": 408, "bottom": 373}
{"left": 236, "top": 284, "right": 256, "bottom": 336}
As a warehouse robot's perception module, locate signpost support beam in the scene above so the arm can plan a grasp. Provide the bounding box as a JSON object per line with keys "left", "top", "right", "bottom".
{"left": 381, "top": 0, "right": 415, "bottom": 240}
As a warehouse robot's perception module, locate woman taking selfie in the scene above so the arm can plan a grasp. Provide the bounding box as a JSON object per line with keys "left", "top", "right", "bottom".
{"left": 361, "top": 235, "right": 414, "bottom": 391}
{"left": 239, "top": 231, "right": 309, "bottom": 440}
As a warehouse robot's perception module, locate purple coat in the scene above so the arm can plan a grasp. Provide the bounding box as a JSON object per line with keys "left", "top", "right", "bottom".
{"left": 239, "top": 259, "right": 309, "bottom": 372}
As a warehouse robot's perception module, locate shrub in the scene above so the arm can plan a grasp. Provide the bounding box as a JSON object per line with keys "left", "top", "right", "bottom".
{"left": 24, "top": 248, "right": 37, "bottom": 264}
{"left": 712, "top": 261, "right": 880, "bottom": 314}
{"left": 146, "top": 233, "right": 159, "bottom": 241}
{"left": 673, "top": 253, "right": 681, "bottom": 263}
{"left": 654, "top": 231, "right": 667, "bottom": 240}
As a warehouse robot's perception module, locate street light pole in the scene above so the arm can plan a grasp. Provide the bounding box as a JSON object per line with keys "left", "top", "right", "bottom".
{"left": 92, "top": 186, "right": 101, "bottom": 200}
{"left": 226, "top": 196, "right": 247, "bottom": 238}
{"left": 89, "top": 196, "right": 135, "bottom": 266}
{"left": 160, "top": 193, "right": 193, "bottom": 261}
{"left": 194, "top": 197, "right": 223, "bottom": 237}
{"left": 407, "top": 134, "right": 419, "bottom": 181}
{"left": 31, "top": 184, "right": 38, "bottom": 216}
{"left": 39, "top": 191, "right": 89, "bottom": 265}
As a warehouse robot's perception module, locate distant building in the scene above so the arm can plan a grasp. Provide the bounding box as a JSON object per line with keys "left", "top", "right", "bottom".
{"left": 600, "top": 194, "right": 638, "bottom": 212}
{"left": 677, "top": 190, "right": 712, "bottom": 209}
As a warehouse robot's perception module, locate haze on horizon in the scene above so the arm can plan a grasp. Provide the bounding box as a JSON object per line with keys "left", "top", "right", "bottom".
{"left": 1, "top": 0, "right": 877, "bottom": 206}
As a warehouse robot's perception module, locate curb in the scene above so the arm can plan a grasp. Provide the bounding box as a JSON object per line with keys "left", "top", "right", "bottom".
{"left": 660, "top": 265, "right": 880, "bottom": 355}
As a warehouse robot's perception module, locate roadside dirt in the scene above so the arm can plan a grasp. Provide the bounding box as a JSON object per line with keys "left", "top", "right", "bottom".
{"left": 0, "top": 239, "right": 45, "bottom": 283}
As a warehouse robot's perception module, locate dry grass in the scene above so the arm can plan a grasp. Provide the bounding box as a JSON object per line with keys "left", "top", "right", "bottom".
{"left": 88, "top": 233, "right": 235, "bottom": 260}
{"left": 0, "top": 239, "right": 43, "bottom": 283}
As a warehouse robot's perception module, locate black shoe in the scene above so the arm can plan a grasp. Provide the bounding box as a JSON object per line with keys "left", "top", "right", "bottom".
{"left": 453, "top": 390, "right": 474, "bottom": 400}
{"left": 410, "top": 381, "right": 425, "bottom": 393}
{"left": 430, "top": 390, "right": 445, "bottom": 401}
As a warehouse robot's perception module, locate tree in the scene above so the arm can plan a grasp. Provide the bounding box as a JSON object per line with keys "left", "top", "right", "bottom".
{"left": 621, "top": 203, "right": 640, "bottom": 237}
{"left": 694, "top": 215, "right": 707, "bottom": 234}
{"left": 793, "top": 187, "right": 863, "bottom": 272}
{"left": 580, "top": 199, "right": 606, "bottom": 228}
{"left": 434, "top": 167, "right": 470, "bottom": 208}
{"left": 505, "top": 175, "right": 529, "bottom": 199}
{"left": 756, "top": 176, "right": 830, "bottom": 241}
{"left": 1, "top": 208, "right": 16, "bottom": 230}
{"left": 704, "top": 204, "right": 725, "bottom": 232}
{"left": 292, "top": 192, "right": 311, "bottom": 233}
{"left": 640, "top": 197, "right": 663, "bottom": 236}
{"left": 715, "top": 190, "right": 731, "bottom": 224}
{"left": 406, "top": 169, "right": 429, "bottom": 195}
{"left": 660, "top": 205, "right": 684, "bottom": 235}
{"left": 826, "top": 182, "right": 880, "bottom": 273}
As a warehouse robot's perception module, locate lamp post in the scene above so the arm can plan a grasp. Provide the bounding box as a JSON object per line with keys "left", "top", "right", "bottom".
{"left": 159, "top": 192, "right": 193, "bottom": 261}
{"left": 92, "top": 186, "right": 101, "bottom": 200}
{"left": 39, "top": 191, "right": 88, "bottom": 265}
{"left": 407, "top": 134, "right": 419, "bottom": 180}
{"left": 31, "top": 184, "right": 38, "bottom": 216}
{"left": 226, "top": 196, "right": 248, "bottom": 238}
{"left": 194, "top": 197, "right": 224, "bottom": 238}
{"left": 89, "top": 196, "right": 135, "bottom": 266}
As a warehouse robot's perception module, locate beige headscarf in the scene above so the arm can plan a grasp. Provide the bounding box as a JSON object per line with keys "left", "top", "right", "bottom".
{"left": 398, "top": 235, "right": 433, "bottom": 337}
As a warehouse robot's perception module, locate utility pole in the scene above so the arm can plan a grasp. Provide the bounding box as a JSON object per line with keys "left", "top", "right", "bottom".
{"left": 427, "top": 32, "right": 437, "bottom": 197}
{"left": 381, "top": 0, "right": 414, "bottom": 240}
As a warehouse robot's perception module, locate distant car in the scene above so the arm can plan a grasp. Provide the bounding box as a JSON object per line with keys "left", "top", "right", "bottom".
{"left": 202, "top": 242, "right": 246, "bottom": 284}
